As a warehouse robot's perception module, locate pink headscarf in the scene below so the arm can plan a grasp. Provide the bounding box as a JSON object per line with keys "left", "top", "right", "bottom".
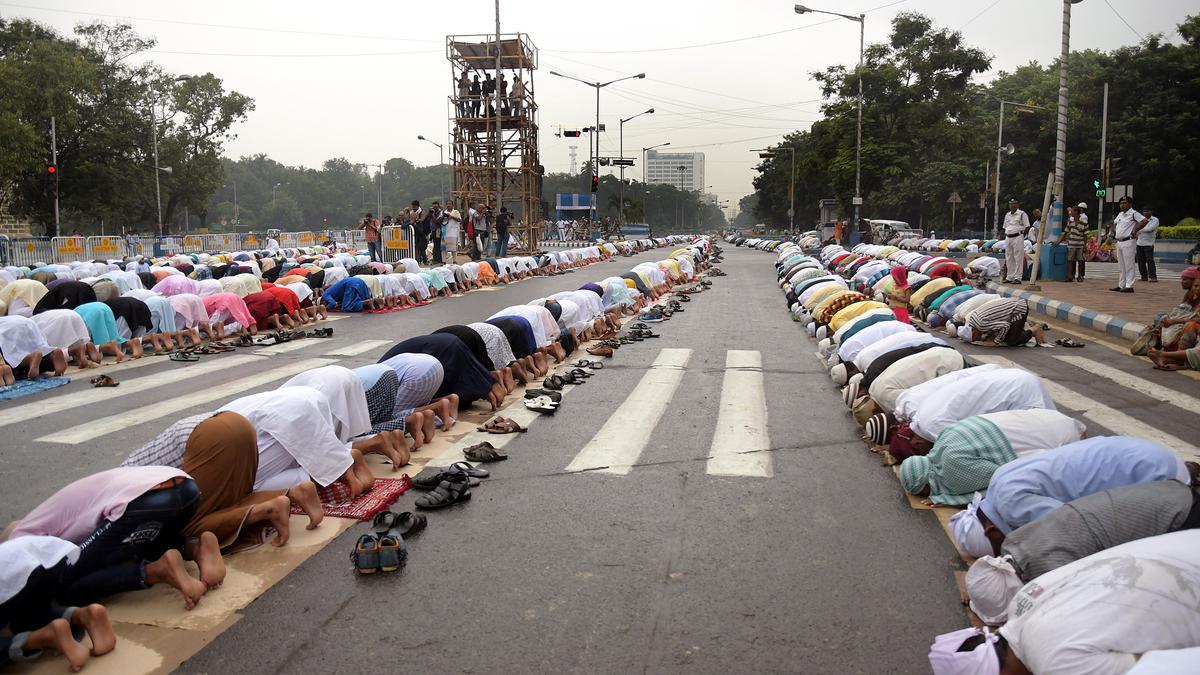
{"left": 1183, "top": 266, "right": 1199, "bottom": 280}
{"left": 151, "top": 275, "right": 199, "bottom": 297}
{"left": 890, "top": 265, "right": 909, "bottom": 288}
{"left": 168, "top": 293, "right": 210, "bottom": 328}
{"left": 201, "top": 292, "right": 255, "bottom": 328}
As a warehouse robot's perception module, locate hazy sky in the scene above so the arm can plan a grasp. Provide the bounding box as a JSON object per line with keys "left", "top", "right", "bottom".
{"left": 5, "top": 0, "right": 1194, "bottom": 214}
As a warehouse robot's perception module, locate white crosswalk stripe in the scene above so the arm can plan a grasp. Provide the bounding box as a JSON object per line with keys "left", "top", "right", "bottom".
{"left": 1050, "top": 354, "right": 1200, "bottom": 410}
{"left": 707, "top": 350, "right": 772, "bottom": 478}
{"left": 324, "top": 339, "right": 393, "bottom": 357}
{"left": 565, "top": 348, "right": 692, "bottom": 475}
{"left": 972, "top": 354, "right": 1200, "bottom": 462}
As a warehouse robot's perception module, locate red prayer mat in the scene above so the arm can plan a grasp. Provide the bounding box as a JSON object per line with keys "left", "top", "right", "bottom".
{"left": 292, "top": 474, "right": 411, "bottom": 521}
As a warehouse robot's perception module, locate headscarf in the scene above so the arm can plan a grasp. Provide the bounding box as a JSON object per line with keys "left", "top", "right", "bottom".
{"left": 890, "top": 265, "right": 909, "bottom": 288}
{"left": 950, "top": 493, "right": 994, "bottom": 558}
{"left": 1183, "top": 266, "right": 1199, "bottom": 280}
{"left": 964, "top": 555, "right": 1023, "bottom": 625}
{"left": 928, "top": 627, "right": 1000, "bottom": 675}
{"left": 544, "top": 300, "right": 563, "bottom": 322}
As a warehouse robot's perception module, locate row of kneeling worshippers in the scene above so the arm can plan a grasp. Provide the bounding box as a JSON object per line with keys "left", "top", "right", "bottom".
{"left": 0, "top": 237, "right": 714, "bottom": 670}
{"left": 761, "top": 239, "right": 1200, "bottom": 675}
{"left": 0, "top": 238, "right": 693, "bottom": 383}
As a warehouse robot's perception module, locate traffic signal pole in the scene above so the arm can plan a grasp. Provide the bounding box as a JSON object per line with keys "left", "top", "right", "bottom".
{"left": 1096, "top": 81, "right": 1108, "bottom": 245}
{"left": 51, "top": 115, "right": 60, "bottom": 237}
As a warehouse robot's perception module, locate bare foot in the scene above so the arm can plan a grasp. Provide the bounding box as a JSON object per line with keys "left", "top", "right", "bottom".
{"left": 406, "top": 412, "right": 425, "bottom": 450}
{"left": 422, "top": 409, "right": 436, "bottom": 442}
{"left": 72, "top": 604, "right": 116, "bottom": 656}
{"left": 341, "top": 470, "right": 364, "bottom": 500}
{"left": 129, "top": 338, "right": 144, "bottom": 359}
{"left": 27, "top": 619, "right": 89, "bottom": 672}
{"left": 249, "top": 495, "right": 292, "bottom": 546}
{"left": 191, "top": 531, "right": 226, "bottom": 589}
{"left": 446, "top": 394, "right": 460, "bottom": 422}
{"left": 287, "top": 480, "right": 323, "bottom": 530}
{"left": 144, "top": 549, "right": 207, "bottom": 610}
{"left": 350, "top": 448, "right": 376, "bottom": 494}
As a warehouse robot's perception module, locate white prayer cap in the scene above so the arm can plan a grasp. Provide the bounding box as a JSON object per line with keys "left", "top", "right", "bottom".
{"left": 818, "top": 337, "right": 832, "bottom": 353}
{"left": 966, "top": 556, "right": 1022, "bottom": 625}
{"left": 815, "top": 325, "right": 828, "bottom": 340}
{"left": 950, "top": 493, "right": 994, "bottom": 558}
{"left": 830, "top": 363, "right": 849, "bottom": 385}
{"left": 825, "top": 352, "right": 840, "bottom": 369}
{"left": 928, "top": 627, "right": 1000, "bottom": 675}
{"left": 957, "top": 324, "right": 975, "bottom": 342}
{"left": 806, "top": 322, "right": 817, "bottom": 336}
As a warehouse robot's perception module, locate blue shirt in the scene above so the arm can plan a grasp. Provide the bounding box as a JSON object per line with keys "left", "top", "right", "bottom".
{"left": 979, "top": 436, "right": 1187, "bottom": 534}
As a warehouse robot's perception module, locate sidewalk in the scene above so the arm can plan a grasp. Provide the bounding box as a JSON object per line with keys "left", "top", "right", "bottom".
{"left": 986, "top": 271, "right": 1187, "bottom": 342}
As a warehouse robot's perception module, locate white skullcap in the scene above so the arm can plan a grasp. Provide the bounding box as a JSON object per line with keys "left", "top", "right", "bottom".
{"left": 957, "top": 324, "right": 975, "bottom": 342}
{"left": 950, "top": 493, "right": 994, "bottom": 558}
{"left": 830, "top": 363, "right": 849, "bottom": 385}
{"left": 826, "top": 352, "right": 841, "bottom": 369}
{"left": 966, "top": 556, "right": 1023, "bottom": 625}
{"left": 848, "top": 372, "right": 863, "bottom": 387}
{"left": 818, "top": 337, "right": 832, "bottom": 353}
{"left": 928, "top": 627, "right": 1000, "bottom": 675}
{"left": 806, "top": 322, "right": 817, "bottom": 336}
{"left": 815, "top": 325, "right": 828, "bottom": 340}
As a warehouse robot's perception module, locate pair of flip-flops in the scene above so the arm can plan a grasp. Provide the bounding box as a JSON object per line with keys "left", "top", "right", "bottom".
{"left": 89, "top": 374, "right": 118, "bottom": 387}
{"left": 524, "top": 388, "right": 563, "bottom": 403}
{"left": 571, "top": 359, "right": 603, "bottom": 370}
{"left": 1054, "top": 338, "right": 1085, "bottom": 348}
{"left": 352, "top": 510, "right": 428, "bottom": 574}
{"left": 477, "top": 416, "right": 528, "bottom": 434}
{"left": 169, "top": 352, "right": 199, "bottom": 362}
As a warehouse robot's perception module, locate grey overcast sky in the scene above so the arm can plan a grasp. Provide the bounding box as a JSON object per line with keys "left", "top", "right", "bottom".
{"left": 4, "top": 0, "right": 1194, "bottom": 213}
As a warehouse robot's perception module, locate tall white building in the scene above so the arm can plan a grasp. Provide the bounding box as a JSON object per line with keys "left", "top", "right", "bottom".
{"left": 646, "top": 151, "right": 705, "bottom": 192}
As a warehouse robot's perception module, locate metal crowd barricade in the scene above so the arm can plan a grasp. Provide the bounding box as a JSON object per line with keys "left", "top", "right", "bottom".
{"left": 380, "top": 225, "right": 413, "bottom": 263}
{"left": 2, "top": 236, "right": 55, "bottom": 267}
{"left": 50, "top": 236, "right": 86, "bottom": 263}
{"left": 345, "top": 230, "right": 368, "bottom": 251}
{"left": 86, "top": 235, "right": 127, "bottom": 259}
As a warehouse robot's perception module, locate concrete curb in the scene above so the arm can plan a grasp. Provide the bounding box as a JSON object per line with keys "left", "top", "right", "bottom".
{"left": 985, "top": 281, "right": 1146, "bottom": 342}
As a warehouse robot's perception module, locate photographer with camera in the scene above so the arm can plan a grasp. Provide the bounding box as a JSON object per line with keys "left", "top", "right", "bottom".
{"left": 360, "top": 212, "right": 382, "bottom": 262}
{"left": 405, "top": 201, "right": 427, "bottom": 265}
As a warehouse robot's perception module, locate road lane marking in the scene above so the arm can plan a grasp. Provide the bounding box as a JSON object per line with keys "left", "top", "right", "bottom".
{"left": 707, "top": 350, "right": 772, "bottom": 478}
{"left": 972, "top": 354, "right": 1200, "bottom": 461}
{"left": 1049, "top": 354, "right": 1200, "bottom": 411}
{"left": 37, "top": 357, "right": 336, "bottom": 444}
{"left": 252, "top": 340, "right": 318, "bottom": 355}
{"left": 565, "top": 348, "right": 692, "bottom": 475}
{"left": 323, "top": 339, "right": 393, "bottom": 357}
{"left": 0, "top": 354, "right": 265, "bottom": 430}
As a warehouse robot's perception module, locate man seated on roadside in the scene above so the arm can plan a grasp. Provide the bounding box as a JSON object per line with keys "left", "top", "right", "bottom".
{"left": 930, "top": 531, "right": 1200, "bottom": 675}
{"left": 2, "top": 467, "right": 224, "bottom": 611}
{"left": 888, "top": 367, "right": 1053, "bottom": 460}
{"left": 956, "top": 297, "right": 1047, "bottom": 347}
{"left": 949, "top": 436, "right": 1195, "bottom": 559}
{"left": 900, "top": 409, "right": 1085, "bottom": 506}
{"left": 1150, "top": 267, "right": 1199, "bottom": 352}
{"left": 964, "top": 480, "right": 1200, "bottom": 625}
{"left": 0, "top": 536, "right": 116, "bottom": 671}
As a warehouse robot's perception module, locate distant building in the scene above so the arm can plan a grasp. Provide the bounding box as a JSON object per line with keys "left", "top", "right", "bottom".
{"left": 646, "top": 151, "right": 705, "bottom": 192}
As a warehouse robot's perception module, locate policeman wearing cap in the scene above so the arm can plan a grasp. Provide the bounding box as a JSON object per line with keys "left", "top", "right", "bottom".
{"left": 1002, "top": 198, "right": 1031, "bottom": 284}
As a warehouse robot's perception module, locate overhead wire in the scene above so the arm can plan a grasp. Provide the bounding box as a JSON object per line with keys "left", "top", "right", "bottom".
{"left": 1102, "top": 0, "right": 1143, "bottom": 41}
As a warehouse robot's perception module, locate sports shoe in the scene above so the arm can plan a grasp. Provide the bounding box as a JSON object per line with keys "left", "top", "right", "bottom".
{"left": 639, "top": 308, "right": 665, "bottom": 323}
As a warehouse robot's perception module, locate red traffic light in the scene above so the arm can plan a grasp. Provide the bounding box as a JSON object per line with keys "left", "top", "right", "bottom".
{"left": 590, "top": 175, "right": 599, "bottom": 193}
{"left": 47, "top": 164, "right": 57, "bottom": 174}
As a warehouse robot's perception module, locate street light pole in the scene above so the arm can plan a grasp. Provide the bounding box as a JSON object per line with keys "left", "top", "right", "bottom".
{"left": 619, "top": 108, "right": 654, "bottom": 224}
{"left": 549, "top": 70, "right": 647, "bottom": 222}
{"left": 417, "top": 135, "right": 446, "bottom": 200}
{"left": 796, "top": 5, "right": 864, "bottom": 234}
{"left": 642, "top": 142, "right": 670, "bottom": 186}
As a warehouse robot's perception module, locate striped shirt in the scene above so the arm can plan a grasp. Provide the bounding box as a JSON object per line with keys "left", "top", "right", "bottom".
{"left": 122, "top": 413, "right": 211, "bottom": 468}
{"left": 967, "top": 298, "right": 1028, "bottom": 344}
{"left": 380, "top": 353, "right": 444, "bottom": 414}
{"left": 1063, "top": 216, "right": 1088, "bottom": 248}
{"left": 925, "top": 415, "right": 1016, "bottom": 505}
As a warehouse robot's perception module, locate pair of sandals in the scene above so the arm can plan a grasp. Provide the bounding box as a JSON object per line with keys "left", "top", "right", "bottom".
{"left": 629, "top": 328, "right": 659, "bottom": 340}
{"left": 1054, "top": 337, "right": 1085, "bottom": 348}
{"left": 253, "top": 332, "right": 292, "bottom": 346}
{"left": 352, "top": 510, "right": 428, "bottom": 574}
{"left": 413, "top": 462, "right": 488, "bottom": 490}
{"left": 306, "top": 327, "right": 333, "bottom": 338}
{"left": 89, "top": 374, "right": 118, "bottom": 388}
{"left": 672, "top": 294, "right": 691, "bottom": 302}
{"left": 415, "top": 472, "right": 473, "bottom": 510}
{"left": 477, "top": 416, "right": 528, "bottom": 434}
{"left": 462, "top": 441, "right": 507, "bottom": 462}
{"left": 169, "top": 352, "right": 199, "bottom": 362}
{"left": 571, "top": 359, "right": 604, "bottom": 370}
{"left": 525, "top": 394, "right": 559, "bottom": 414}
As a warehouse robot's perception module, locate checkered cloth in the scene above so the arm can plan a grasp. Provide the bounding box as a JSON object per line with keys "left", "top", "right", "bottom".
{"left": 926, "top": 416, "right": 1016, "bottom": 505}
{"left": 122, "top": 412, "right": 211, "bottom": 468}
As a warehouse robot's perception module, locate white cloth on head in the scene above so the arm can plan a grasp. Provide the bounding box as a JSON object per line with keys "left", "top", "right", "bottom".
{"left": 280, "top": 365, "right": 372, "bottom": 443}
{"left": 909, "top": 368, "right": 1053, "bottom": 441}
{"left": 976, "top": 409, "right": 1085, "bottom": 456}
{"left": 951, "top": 493, "right": 994, "bottom": 558}
{"left": 893, "top": 364, "right": 1002, "bottom": 422}
{"left": 965, "top": 555, "right": 1023, "bottom": 624}
{"left": 835, "top": 319, "right": 912, "bottom": 363}
{"left": 0, "top": 536, "right": 80, "bottom": 604}
{"left": 218, "top": 387, "right": 353, "bottom": 489}
{"left": 928, "top": 626, "right": 1000, "bottom": 675}
{"left": 1000, "top": 530, "right": 1200, "bottom": 675}
{"left": 830, "top": 363, "right": 848, "bottom": 385}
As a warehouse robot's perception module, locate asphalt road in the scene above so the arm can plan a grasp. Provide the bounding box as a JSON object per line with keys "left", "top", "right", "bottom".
{"left": 6, "top": 244, "right": 1197, "bottom": 673}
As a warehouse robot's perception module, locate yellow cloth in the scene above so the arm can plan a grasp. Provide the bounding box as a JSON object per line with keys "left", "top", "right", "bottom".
{"left": 358, "top": 274, "right": 383, "bottom": 298}
{"left": 813, "top": 291, "right": 867, "bottom": 324}
{"left": 803, "top": 285, "right": 847, "bottom": 310}
{"left": 909, "top": 278, "right": 955, "bottom": 308}
{"left": 0, "top": 280, "right": 48, "bottom": 315}
{"left": 829, "top": 301, "right": 889, "bottom": 332}
{"left": 624, "top": 279, "right": 636, "bottom": 289}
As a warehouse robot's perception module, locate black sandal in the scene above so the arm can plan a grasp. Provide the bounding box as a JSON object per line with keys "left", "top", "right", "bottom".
{"left": 523, "top": 388, "right": 563, "bottom": 403}
{"left": 414, "top": 473, "right": 472, "bottom": 510}
{"left": 462, "top": 442, "right": 508, "bottom": 462}
{"left": 372, "top": 510, "right": 428, "bottom": 536}
{"left": 543, "top": 375, "right": 566, "bottom": 391}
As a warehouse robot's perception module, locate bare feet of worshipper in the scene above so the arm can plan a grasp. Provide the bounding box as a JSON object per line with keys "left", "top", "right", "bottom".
{"left": 72, "top": 604, "right": 116, "bottom": 656}
{"left": 405, "top": 411, "right": 427, "bottom": 450}
{"left": 186, "top": 531, "right": 227, "bottom": 590}
{"left": 350, "top": 448, "right": 376, "bottom": 495}
{"left": 144, "top": 549, "right": 208, "bottom": 610}
{"left": 287, "top": 480, "right": 324, "bottom": 530}
{"left": 27, "top": 619, "right": 90, "bottom": 672}
{"left": 249, "top": 495, "right": 293, "bottom": 547}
